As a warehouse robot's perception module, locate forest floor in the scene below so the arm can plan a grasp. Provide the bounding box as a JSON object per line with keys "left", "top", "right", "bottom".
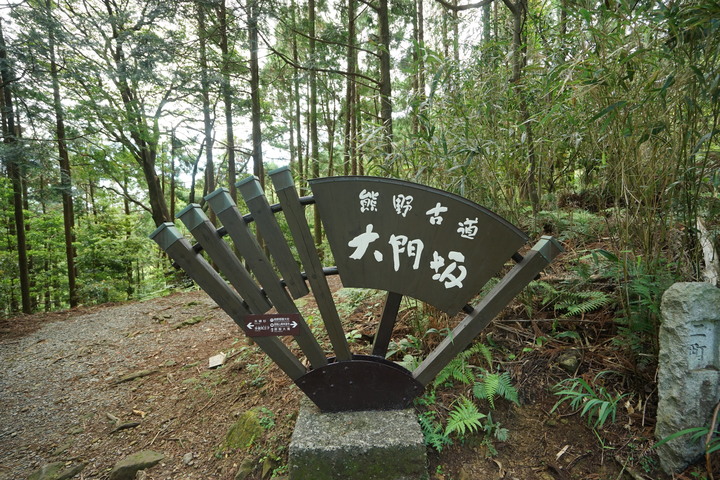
{"left": 0, "top": 275, "right": 709, "bottom": 480}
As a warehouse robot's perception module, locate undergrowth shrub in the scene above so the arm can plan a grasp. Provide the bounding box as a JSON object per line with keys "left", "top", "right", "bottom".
{"left": 593, "top": 249, "right": 675, "bottom": 354}
{"left": 417, "top": 342, "right": 518, "bottom": 455}
{"left": 551, "top": 372, "right": 629, "bottom": 430}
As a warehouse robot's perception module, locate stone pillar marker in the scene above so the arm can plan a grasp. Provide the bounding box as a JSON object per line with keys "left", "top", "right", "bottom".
{"left": 656, "top": 282, "right": 720, "bottom": 474}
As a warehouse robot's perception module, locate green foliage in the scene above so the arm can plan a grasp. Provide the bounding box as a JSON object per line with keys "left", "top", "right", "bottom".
{"left": 519, "top": 279, "right": 613, "bottom": 319}
{"left": 75, "top": 210, "right": 153, "bottom": 304}
{"left": 433, "top": 342, "right": 493, "bottom": 388}
{"left": 417, "top": 340, "right": 517, "bottom": 455}
{"left": 533, "top": 209, "right": 607, "bottom": 243}
{"left": 433, "top": 355, "right": 476, "bottom": 388}
{"left": 445, "top": 396, "right": 486, "bottom": 438}
{"left": 335, "top": 288, "right": 384, "bottom": 319}
{"left": 433, "top": 343, "right": 519, "bottom": 411}
{"left": 556, "top": 290, "right": 613, "bottom": 318}
{"left": 418, "top": 410, "right": 452, "bottom": 452}
{"left": 257, "top": 407, "right": 276, "bottom": 430}
{"left": 437, "top": 397, "right": 511, "bottom": 457}
{"left": 655, "top": 425, "right": 720, "bottom": 456}
{"left": 551, "top": 373, "right": 629, "bottom": 430}
{"left": 593, "top": 249, "right": 675, "bottom": 352}
{"left": 385, "top": 334, "right": 423, "bottom": 361}
{"left": 654, "top": 420, "right": 720, "bottom": 480}
{"left": 473, "top": 372, "right": 519, "bottom": 409}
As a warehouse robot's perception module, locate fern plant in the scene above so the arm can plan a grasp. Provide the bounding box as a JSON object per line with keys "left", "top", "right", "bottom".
{"left": 416, "top": 341, "right": 519, "bottom": 455}
{"left": 555, "top": 290, "right": 613, "bottom": 317}
{"left": 433, "top": 342, "right": 493, "bottom": 388}
{"left": 442, "top": 397, "right": 512, "bottom": 455}
{"left": 445, "top": 396, "right": 486, "bottom": 438}
{"left": 480, "top": 412, "right": 510, "bottom": 456}
{"left": 418, "top": 410, "right": 452, "bottom": 452}
{"left": 473, "top": 371, "right": 520, "bottom": 409}
{"left": 519, "top": 279, "right": 612, "bottom": 318}
{"left": 592, "top": 248, "right": 674, "bottom": 353}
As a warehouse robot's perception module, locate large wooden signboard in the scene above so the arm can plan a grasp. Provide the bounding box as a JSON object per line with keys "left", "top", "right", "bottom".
{"left": 311, "top": 177, "right": 529, "bottom": 315}
{"left": 151, "top": 170, "right": 563, "bottom": 412}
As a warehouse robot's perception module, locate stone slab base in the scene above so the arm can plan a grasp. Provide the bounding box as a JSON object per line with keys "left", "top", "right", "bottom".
{"left": 288, "top": 401, "right": 427, "bottom": 480}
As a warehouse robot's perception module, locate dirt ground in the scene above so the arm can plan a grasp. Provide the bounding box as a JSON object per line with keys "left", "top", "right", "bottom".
{"left": 0, "top": 277, "right": 702, "bottom": 480}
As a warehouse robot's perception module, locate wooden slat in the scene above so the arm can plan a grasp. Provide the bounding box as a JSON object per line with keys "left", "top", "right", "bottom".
{"left": 412, "top": 236, "right": 564, "bottom": 386}
{"left": 176, "top": 204, "right": 272, "bottom": 314}
{"left": 149, "top": 223, "right": 306, "bottom": 380}
{"left": 270, "top": 167, "right": 352, "bottom": 361}
{"left": 371, "top": 291, "right": 403, "bottom": 358}
{"left": 236, "top": 176, "right": 309, "bottom": 299}
{"left": 205, "top": 188, "right": 328, "bottom": 369}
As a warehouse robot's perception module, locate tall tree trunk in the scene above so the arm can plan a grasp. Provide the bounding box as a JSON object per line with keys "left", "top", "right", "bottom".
{"left": 502, "top": 0, "right": 539, "bottom": 211}
{"left": 103, "top": 0, "right": 171, "bottom": 227}
{"left": 351, "top": 98, "right": 358, "bottom": 175}
{"left": 189, "top": 141, "right": 204, "bottom": 204}
{"left": 356, "top": 87, "right": 363, "bottom": 175}
{"left": 442, "top": 6, "right": 449, "bottom": 59}
{"left": 46, "top": 0, "right": 78, "bottom": 308}
{"left": 288, "top": 90, "right": 296, "bottom": 170}
{"left": 88, "top": 177, "right": 98, "bottom": 220}
{"left": 320, "top": 90, "right": 337, "bottom": 176}
{"left": 39, "top": 180, "right": 51, "bottom": 311}
{"left": 198, "top": 3, "right": 216, "bottom": 224}
{"left": 304, "top": 91, "right": 310, "bottom": 182}
{"left": 309, "top": 0, "right": 321, "bottom": 246}
{"left": 3, "top": 218, "right": 19, "bottom": 313}
{"left": 557, "top": 0, "right": 568, "bottom": 64}
{"left": 452, "top": 0, "right": 459, "bottom": 63}
{"left": 248, "top": 0, "right": 264, "bottom": 187}
{"left": 412, "top": 0, "right": 426, "bottom": 135}
{"left": 378, "top": 0, "right": 393, "bottom": 155}
{"left": 292, "top": 0, "right": 304, "bottom": 192}
{"left": 18, "top": 113, "right": 37, "bottom": 312}
{"left": 482, "top": 0, "right": 491, "bottom": 44}
{"left": 217, "top": 0, "right": 238, "bottom": 202}
{"left": 170, "top": 130, "right": 177, "bottom": 219}
{"left": 0, "top": 22, "right": 31, "bottom": 314}
{"left": 123, "top": 176, "right": 134, "bottom": 299}
{"left": 343, "top": 0, "right": 356, "bottom": 174}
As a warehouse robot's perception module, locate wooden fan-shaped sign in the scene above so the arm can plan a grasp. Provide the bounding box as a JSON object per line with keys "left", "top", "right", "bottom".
{"left": 150, "top": 169, "right": 562, "bottom": 412}
{"left": 311, "top": 177, "right": 528, "bottom": 315}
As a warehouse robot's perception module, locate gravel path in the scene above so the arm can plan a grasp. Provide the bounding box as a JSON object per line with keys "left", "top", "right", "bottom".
{"left": 0, "top": 290, "right": 237, "bottom": 479}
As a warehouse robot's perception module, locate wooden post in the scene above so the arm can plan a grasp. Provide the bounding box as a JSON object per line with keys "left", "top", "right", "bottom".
{"left": 176, "top": 204, "right": 272, "bottom": 313}
{"left": 237, "top": 176, "right": 309, "bottom": 299}
{"left": 372, "top": 291, "right": 403, "bottom": 358}
{"left": 149, "top": 223, "right": 306, "bottom": 380}
{"left": 204, "top": 188, "right": 328, "bottom": 369}
{"left": 270, "top": 167, "right": 352, "bottom": 361}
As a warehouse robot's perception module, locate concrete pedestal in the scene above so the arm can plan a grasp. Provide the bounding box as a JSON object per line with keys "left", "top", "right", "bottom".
{"left": 288, "top": 401, "right": 427, "bottom": 480}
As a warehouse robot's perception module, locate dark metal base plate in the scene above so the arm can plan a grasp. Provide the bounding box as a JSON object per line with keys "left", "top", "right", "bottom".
{"left": 295, "top": 355, "right": 424, "bottom": 412}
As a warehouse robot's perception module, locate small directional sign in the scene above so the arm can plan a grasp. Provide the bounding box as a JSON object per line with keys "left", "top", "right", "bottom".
{"left": 244, "top": 314, "right": 301, "bottom": 337}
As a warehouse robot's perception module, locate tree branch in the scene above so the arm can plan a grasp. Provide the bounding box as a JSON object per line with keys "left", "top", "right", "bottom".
{"left": 501, "top": 0, "right": 519, "bottom": 15}
{"left": 99, "top": 184, "right": 152, "bottom": 214}
{"left": 435, "top": 0, "right": 496, "bottom": 11}
{"left": 279, "top": 20, "right": 380, "bottom": 59}
{"left": 357, "top": 0, "right": 379, "bottom": 12}
{"left": 261, "top": 38, "right": 381, "bottom": 88}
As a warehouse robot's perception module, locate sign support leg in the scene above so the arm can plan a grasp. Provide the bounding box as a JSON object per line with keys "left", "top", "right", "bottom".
{"left": 413, "top": 236, "right": 563, "bottom": 387}
{"left": 372, "top": 291, "right": 403, "bottom": 358}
